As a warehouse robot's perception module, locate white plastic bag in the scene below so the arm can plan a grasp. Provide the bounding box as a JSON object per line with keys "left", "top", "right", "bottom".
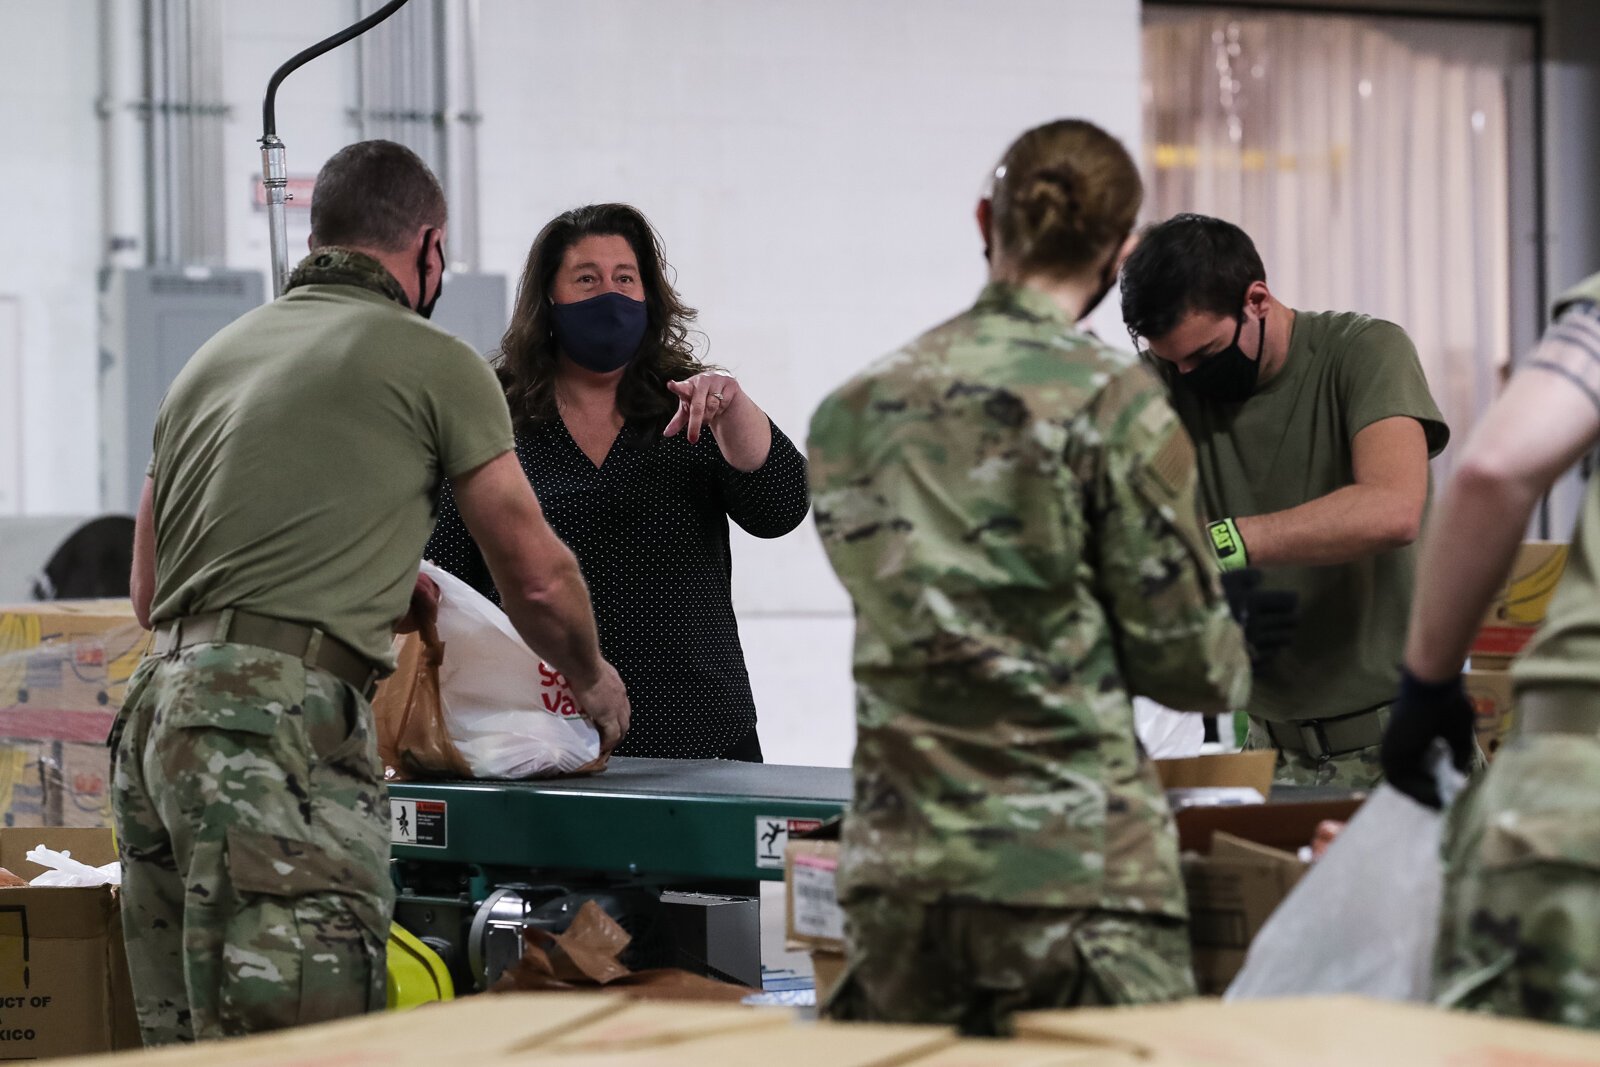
{"left": 26, "top": 846, "right": 120, "bottom": 887}
{"left": 1225, "top": 751, "right": 1466, "bottom": 1002}
{"left": 422, "top": 561, "right": 602, "bottom": 777}
{"left": 1134, "top": 697, "right": 1206, "bottom": 758}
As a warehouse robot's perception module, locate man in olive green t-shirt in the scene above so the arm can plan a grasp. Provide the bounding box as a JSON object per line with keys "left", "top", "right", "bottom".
{"left": 1121, "top": 214, "right": 1448, "bottom": 786}
{"left": 113, "top": 141, "right": 629, "bottom": 1046}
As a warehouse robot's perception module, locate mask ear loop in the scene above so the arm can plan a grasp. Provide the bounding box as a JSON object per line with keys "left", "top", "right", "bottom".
{"left": 413, "top": 227, "right": 441, "bottom": 316}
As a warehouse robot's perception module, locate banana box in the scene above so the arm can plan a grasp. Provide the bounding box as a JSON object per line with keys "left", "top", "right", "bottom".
{"left": 1471, "top": 542, "right": 1568, "bottom": 660}
{"left": 0, "top": 602, "right": 145, "bottom": 828}
{"left": 1463, "top": 669, "right": 1514, "bottom": 761}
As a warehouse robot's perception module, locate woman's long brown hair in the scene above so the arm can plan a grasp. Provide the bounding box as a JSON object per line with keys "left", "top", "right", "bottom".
{"left": 496, "top": 203, "right": 709, "bottom": 432}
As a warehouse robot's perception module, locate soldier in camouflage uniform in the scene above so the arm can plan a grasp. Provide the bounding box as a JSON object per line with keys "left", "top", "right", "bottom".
{"left": 113, "top": 141, "right": 627, "bottom": 1045}
{"left": 1384, "top": 273, "right": 1600, "bottom": 1029}
{"left": 1121, "top": 216, "right": 1449, "bottom": 788}
{"left": 809, "top": 120, "right": 1252, "bottom": 1036}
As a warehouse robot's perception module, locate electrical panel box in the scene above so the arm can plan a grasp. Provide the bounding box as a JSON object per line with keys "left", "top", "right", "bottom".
{"left": 429, "top": 272, "right": 509, "bottom": 360}
{"left": 98, "top": 267, "right": 265, "bottom": 514}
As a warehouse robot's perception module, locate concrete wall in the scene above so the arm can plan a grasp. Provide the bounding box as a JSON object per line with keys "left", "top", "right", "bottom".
{"left": 0, "top": 2, "right": 104, "bottom": 514}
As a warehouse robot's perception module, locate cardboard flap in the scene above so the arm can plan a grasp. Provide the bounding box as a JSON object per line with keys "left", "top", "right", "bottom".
{"left": 1177, "top": 798, "right": 1363, "bottom": 854}
{"left": 1017, "top": 995, "right": 1600, "bottom": 1065}
{"left": 0, "top": 886, "right": 117, "bottom": 936}
{"left": 540, "top": 1000, "right": 787, "bottom": 1053}
{"left": 1211, "top": 830, "right": 1302, "bottom": 869}
{"left": 1155, "top": 750, "right": 1277, "bottom": 796}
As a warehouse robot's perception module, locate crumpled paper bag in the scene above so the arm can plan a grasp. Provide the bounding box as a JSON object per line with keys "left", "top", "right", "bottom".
{"left": 491, "top": 899, "right": 754, "bottom": 1002}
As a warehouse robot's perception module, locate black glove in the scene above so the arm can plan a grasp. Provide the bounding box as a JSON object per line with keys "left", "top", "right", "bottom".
{"left": 1220, "top": 568, "right": 1299, "bottom": 671}
{"left": 1381, "top": 667, "right": 1477, "bottom": 809}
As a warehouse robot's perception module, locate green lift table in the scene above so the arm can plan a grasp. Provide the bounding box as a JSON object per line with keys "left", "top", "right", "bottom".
{"left": 387, "top": 757, "right": 851, "bottom": 991}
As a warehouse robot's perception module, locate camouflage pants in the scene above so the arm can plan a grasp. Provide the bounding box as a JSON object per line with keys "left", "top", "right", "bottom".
{"left": 822, "top": 894, "right": 1195, "bottom": 1036}
{"left": 1245, "top": 710, "right": 1387, "bottom": 788}
{"left": 109, "top": 642, "right": 394, "bottom": 1046}
{"left": 1432, "top": 733, "right": 1600, "bottom": 1029}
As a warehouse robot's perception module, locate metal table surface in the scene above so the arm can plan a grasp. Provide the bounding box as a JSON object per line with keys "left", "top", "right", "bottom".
{"left": 388, "top": 758, "right": 851, "bottom": 882}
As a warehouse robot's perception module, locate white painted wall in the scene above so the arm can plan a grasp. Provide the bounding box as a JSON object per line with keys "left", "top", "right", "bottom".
{"left": 0, "top": 2, "right": 103, "bottom": 515}
{"left": 0, "top": 0, "right": 1142, "bottom": 768}
{"left": 472, "top": 0, "right": 1144, "bottom": 766}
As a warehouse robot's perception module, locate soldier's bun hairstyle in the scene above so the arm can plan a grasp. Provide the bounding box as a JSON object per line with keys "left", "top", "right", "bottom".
{"left": 991, "top": 120, "right": 1141, "bottom": 278}
{"left": 310, "top": 140, "right": 447, "bottom": 252}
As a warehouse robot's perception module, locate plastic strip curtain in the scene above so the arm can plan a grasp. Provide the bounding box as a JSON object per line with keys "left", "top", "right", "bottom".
{"left": 1141, "top": 8, "right": 1531, "bottom": 486}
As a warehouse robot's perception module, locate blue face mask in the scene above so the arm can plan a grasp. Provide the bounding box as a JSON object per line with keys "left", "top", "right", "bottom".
{"left": 551, "top": 292, "right": 648, "bottom": 373}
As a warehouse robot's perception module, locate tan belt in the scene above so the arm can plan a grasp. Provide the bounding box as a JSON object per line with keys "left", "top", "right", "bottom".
{"left": 1256, "top": 703, "right": 1388, "bottom": 762}
{"left": 1518, "top": 688, "right": 1600, "bottom": 737}
{"left": 152, "top": 609, "right": 383, "bottom": 698}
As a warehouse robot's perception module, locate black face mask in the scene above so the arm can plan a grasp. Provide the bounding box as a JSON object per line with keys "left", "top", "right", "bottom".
{"left": 1178, "top": 313, "right": 1266, "bottom": 404}
{"left": 551, "top": 291, "right": 649, "bottom": 373}
{"left": 412, "top": 228, "right": 443, "bottom": 320}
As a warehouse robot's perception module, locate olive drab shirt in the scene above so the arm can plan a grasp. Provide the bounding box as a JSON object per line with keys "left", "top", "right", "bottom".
{"left": 1514, "top": 273, "right": 1600, "bottom": 696}
{"left": 148, "top": 249, "right": 515, "bottom": 668}
{"left": 1163, "top": 311, "right": 1448, "bottom": 723}
{"left": 808, "top": 282, "right": 1251, "bottom": 916}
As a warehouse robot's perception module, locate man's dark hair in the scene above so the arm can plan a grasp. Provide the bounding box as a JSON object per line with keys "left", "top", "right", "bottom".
{"left": 310, "top": 140, "right": 446, "bottom": 251}
{"left": 1120, "top": 213, "right": 1266, "bottom": 341}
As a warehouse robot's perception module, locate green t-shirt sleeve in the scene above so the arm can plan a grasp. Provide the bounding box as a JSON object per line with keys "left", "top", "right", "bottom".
{"left": 423, "top": 340, "right": 516, "bottom": 479}
{"left": 1336, "top": 320, "right": 1450, "bottom": 458}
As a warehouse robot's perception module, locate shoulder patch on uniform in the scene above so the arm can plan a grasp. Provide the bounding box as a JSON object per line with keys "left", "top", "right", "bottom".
{"left": 1147, "top": 426, "right": 1194, "bottom": 498}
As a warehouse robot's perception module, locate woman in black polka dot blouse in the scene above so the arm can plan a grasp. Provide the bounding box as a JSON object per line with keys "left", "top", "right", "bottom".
{"left": 425, "top": 203, "right": 810, "bottom": 761}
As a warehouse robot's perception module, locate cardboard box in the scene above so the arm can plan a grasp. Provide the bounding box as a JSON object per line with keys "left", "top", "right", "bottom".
{"left": 784, "top": 816, "right": 844, "bottom": 958}
{"left": 1153, "top": 750, "right": 1276, "bottom": 796}
{"left": 811, "top": 948, "right": 846, "bottom": 1005}
{"left": 1016, "top": 994, "right": 1600, "bottom": 1066}
{"left": 0, "top": 602, "right": 142, "bottom": 829}
{"left": 0, "top": 827, "right": 139, "bottom": 1058}
{"left": 0, "top": 741, "right": 113, "bottom": 829}
{"left": 52, "top": 990, "right": 1600, "bottom": 1067}
{"left": 1472, "top": 541, "right": 1569, "bottom": 660}
{"left": 1176, "top": 798, "right": 1363, "bottom": 995}
{"left": 56, "top": 994, "right": 955, "bottom": 1067}
{"left": 912, "top": 1038, "right": 1144, "bottom": 1066}
{"left": 1464, "top": 668, "right": 1515, "bottom": 760}
{"left": 783, "top": 754, "right": 1282, "bottom": 972}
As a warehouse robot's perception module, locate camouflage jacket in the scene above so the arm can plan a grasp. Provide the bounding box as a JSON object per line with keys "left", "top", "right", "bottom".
{"left": 808, "top": 282, "right": 1251, "bottom": 915}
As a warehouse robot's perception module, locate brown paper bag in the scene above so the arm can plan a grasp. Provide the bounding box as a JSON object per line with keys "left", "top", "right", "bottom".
{"left": 371, "top": 617, "right": 475, "bottom": 781}
{"left": 491, "top": 900, "right": 755, "bottom": 1002}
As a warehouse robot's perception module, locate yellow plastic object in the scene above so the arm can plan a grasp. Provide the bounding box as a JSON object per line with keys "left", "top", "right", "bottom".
{"left": 387, "top": 922, "right": 455, "bottom": 1010}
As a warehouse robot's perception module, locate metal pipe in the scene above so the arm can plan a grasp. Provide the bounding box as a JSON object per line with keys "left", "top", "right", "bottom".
{"left": 259, "top": 0, "right": 414, "bottom": 296}
{"left": 352, "top": 0, "right": 368, "bottom": 141}
{"left": 194, "top": 0, "right": 223, "bottom": 265}
{"left": 146, "top": 0, "right": 168, "bottom": 265}
{"left": 445, "top": 0, "right": 482, "bottom": 271}
{"left": 100, "top": 0, "right": 150, "bottom": 269}
{"left": 431, "top": 0, "right": 449, "bottom": 203}
{"left": 165, "top": 0, "right": 180, "bottom": 263}
{"left": 179, "top": 0, "right": 193, "bottom": 262}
